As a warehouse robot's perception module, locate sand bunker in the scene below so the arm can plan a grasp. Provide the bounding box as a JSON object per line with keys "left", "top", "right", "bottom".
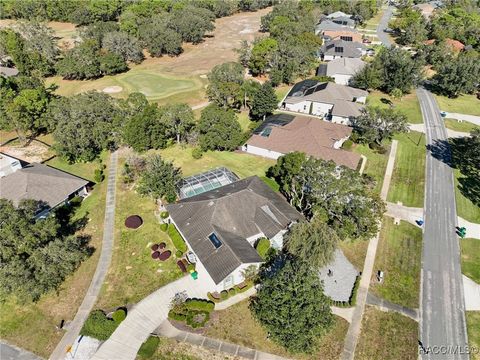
{"left": 102, "top": 86, "right": 123, "bottom": 94}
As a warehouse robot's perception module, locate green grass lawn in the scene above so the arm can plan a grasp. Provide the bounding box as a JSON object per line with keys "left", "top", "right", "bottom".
{"left": 0, "top": 157, "right": 109, "bottom": 357}
{"left": 387, "top": 131, "right": 426, "bottom": 207}
{"left": 338, "top": 239, "right": 370, "bottom": 272}
{"left": 204, "top": 300, "right": 348, "bottom": 360}
{"left": 454, "top": 170, "right": 480, "bottom": 223}
{"left": 96, "top": 158, "right": 183, "bottom": 309}
{"left": 444, "top": 119, "right": 480, "bottom": 133}
{"left": 46, "top": 152, "right": 107, "bottom": 182}
{"left": 275, "top": 85, "right": 291, "bottom": 103}
{"left": 460, "top": 238, "right": 480, "bottom": 284}
{"left": 355, "top": 306, "right": 418, "bottom": 360}
{"left": 466, "top": 312, "right": 480, "bottom": 360}
{"left": 352, "top": 142, "right": 390, "bottom": 194}
{"left": 156, "top": 145, "right": 275, "bottom": 179}
{"left": 358, "top": 7, "right": 385, "bottom": 30}
{"left": 370, "top": 218, "right": 422, "bottom": 309}
{"left": 435, "top": 94, "right": 480, "bottom": 116}
{"left": 367, "top": 91, "right": 423, "bottom": 124}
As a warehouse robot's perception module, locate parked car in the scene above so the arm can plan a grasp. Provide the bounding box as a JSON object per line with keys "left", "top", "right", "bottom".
{"left": 440, "top": 111, "right": 447, "bottom": 118}
{"left": 362, "top": 38, "right": 372, "bottom": 44}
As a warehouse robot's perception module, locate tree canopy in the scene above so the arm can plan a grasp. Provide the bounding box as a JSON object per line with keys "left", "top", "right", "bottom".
{"left": 207, "top": 62, "right": 244, "bottom": 108}
{"left": 0, "top": 199, "right": 91, "bottom": 302}
{"left": 250, "top": 258, "right": 334, "bottom": 353}
{"left": 269, "top": 153, "right": 385, "bottom": 240}
{"left": 250, "top": 81, "right": 278, "bottom": 120}
{"left": 198, "top": 104, "right": 243, "bottom": 151}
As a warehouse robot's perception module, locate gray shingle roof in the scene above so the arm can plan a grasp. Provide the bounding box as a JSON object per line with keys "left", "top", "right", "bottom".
{"left": 321, "top": 39, "right": 365, "bottom": 58}
{"left": 166, "top": 176, "right": 302, "bottom": 284}
{"left": 325, "top": 57, "right": 366, "bottom": 77}
{"left": 315, "top": 20, "right": 356, "bottom": 34}
{"left": 0, "top": 163, "right": 88, "bottom": 208}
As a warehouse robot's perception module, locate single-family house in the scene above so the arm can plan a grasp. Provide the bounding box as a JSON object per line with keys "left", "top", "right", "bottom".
{"left": 166, "top": 176, "right": 302, "bottom": 291}
{"left": 413, "top": 1, "right": 441, "bottom": 18}
{"left": 280, "top": 80, "right": 368, "bottom": 124}
{"left": 317, "top": 58, "right": 366, "bottom": 85}
{"left": 326, "top": 11, "right": 356, "bottom": 27}
{"left": 243, "top": 114, "right": 361, "bottom": 169}
{"left": 315, "top": 19, "right": 355, "bottom": 35}
{"left": 424, "top": 38, "right": 465, "bottom": 52}
{"left": 321, "top": 39, "right": 366, "bottom": 61}
{"left": 0, "top": 152, "right": 23, "bottom": 177}
{"left": 0, "top": 162, "right": 89, "bottom": 217}
{"left": 323, "top": 29, "right": 363, "bottom": 43}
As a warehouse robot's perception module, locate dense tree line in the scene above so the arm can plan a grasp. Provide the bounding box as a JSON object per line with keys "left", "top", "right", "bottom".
{"left": 0, "top": 199, "right": 91, "bottom": 302}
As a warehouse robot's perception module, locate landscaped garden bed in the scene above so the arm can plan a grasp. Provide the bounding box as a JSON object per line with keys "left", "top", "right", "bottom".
{"left": 80, "top": 308, "right": 127, "bottom": 341}
{"left": 168, "top": 299, "right": 215, "bottom": 329}
{"left": 207, "top": 280, "right": 253, "bottom": 303}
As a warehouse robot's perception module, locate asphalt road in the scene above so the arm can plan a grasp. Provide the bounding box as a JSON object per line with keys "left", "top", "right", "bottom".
{"left": 376, "top": 5, "right": 394, "bottom": 47}
{"left": 417, "top": 87, "right": 469, "bottom": 359}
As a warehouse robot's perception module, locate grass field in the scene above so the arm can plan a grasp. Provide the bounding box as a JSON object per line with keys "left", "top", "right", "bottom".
{"left": 46, "top": 154, "right": 106, "bottom": 182}
{"left": 444, "top": 119, "right": 480, "bottom": 133}
{"left": 275, "top": 85, "right": 292, "bottom": 103}
{"left": 355, "top": 306, "right": 418, "bottom": 360}
{"left": 367, "top": 91, "right": 423, "bottom": 124}
{"left": 460, "top": 238, "right": 480, "bottom": 284}
{"left": 156, "top": 145, "right": 275, "bottom": 179}
{"left": 454, "top": 170, "right": 480, "bottom": 223}
{"left": 466, "top": 312, "right": 480, "bottom": 360}
{"left": 204, "top": 300, "right": 348, "bottom": 360}
{"left": 370, "top": 218, "right": 422, "bottom": 308}
{"left": 435, "top": 94, "right": 480, "bottom": 116}
{"left": 96, "top": 158, "right": 183, "bottom": 309}
{"left": 352, "top": 142, "right": 390, "bottom": 194}
{"left": 0, "top": 156, "right": 109, "bottom": 357}
{"left": 387, "top": 131, "right": 426, "bottom": 207}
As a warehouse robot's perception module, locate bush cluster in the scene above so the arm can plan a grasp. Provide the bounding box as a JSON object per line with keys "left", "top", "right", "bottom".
{"left": 80, "top": 308, "right": 126, "bottom": 341}
{"left": 255, "top": 238, "right": 271, "bottom": 260}
{"left": 167, "top": 224, "right": 188, "bottom": 253}
{"left": 168, "top": 298, "right": 215, "bottom": 329}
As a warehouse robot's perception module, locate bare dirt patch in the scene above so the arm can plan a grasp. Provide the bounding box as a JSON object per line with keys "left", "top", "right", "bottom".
{"left": 103, "top": 86, "right": 123, "bottom": 94}
{"left": 0, "top": 140, "right": 54, "bottom": 163}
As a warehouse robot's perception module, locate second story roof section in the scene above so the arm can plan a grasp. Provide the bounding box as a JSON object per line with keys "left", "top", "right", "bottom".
{"left": 320, "top": 39, "right": 366, "bottom": 61}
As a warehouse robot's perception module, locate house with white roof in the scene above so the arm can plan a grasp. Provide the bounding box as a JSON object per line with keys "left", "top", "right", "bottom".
{"left": 317, "top": 58, "right": 366, "bottom": 85}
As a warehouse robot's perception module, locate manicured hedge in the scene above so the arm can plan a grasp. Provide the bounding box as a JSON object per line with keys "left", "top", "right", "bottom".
{"left": 167, "top": 224, "right": 187, "bottom": 253}
{"left": 137, "top": 336, "right": 160, "bottom": 359}
{"left": 112, "top": 308, "right": 127, "bottom": 324}
{"left": 255, "top": 238, "right": 271, "bottom": 260}
{"left": 160, "top": 223, "right": 168, "bottom": 231}
{"left": 80, "top": 310, "right": 118, "bottom": 341}
{"left": 168, "top": 298, "right": 214, "bottom": 329}
{"left": 160, "top": 211, "right": 169, "bottom": 219}
{"left": 184, "top": 299, "right": 215, "bottom": 312}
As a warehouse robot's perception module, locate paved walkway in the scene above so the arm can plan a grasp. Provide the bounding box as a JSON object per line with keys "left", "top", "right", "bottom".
{"left": 215, "top": 287, "right": 256, "bottom": 310}
{"left": 409, "top": 123, "right": 469, "bottom": 138}
{"left": 443, "top": 112, "right": 480, "bottom": 126}
{"left": 341, "top": 140, "right": 398, "bottom": 360}
{"left": 155, "top": 320, "right": 289, "bottom": 360}
{"left": 0, "top": 341, "right": 42, "bottom": 360}
{"left": 463, "top": 275, "right": 480, "bottom": 311}
{"left": 50, "top": 151, "right": 119, "bottom": 360}
{"left": 366, "top": 293, "right": 419, "bottom": 322}
{"left": 332, "top": 307, "right": 354, "bottom": 323}
{"left": 386, "top": 202, "right": 480, "bottom": 239}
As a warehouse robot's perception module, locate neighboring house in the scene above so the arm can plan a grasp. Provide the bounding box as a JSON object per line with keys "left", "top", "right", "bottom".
{"left": 413, "top": 1, "right": 441, "bottom": 18}
{"left": 323, "top": 29, "right": 363, "bottom": 43}
{"left": 0, "top": 66, "right": 19, "bottom": 78}
{"left": 424, "top": 38, "right": 465, "bottom": 52}
{"left": 0, "top": 152, "right": 23, "bottom": 177}
{"left": 320, "top": 39, "right": 365, "bottom": 61}
{"left": 0, "top": 162, "right": 89, "bottom": 217}
{"left": 243, "top": 113, "right": 361, "bottom": 169}
{"left": 315, "top": 19, "right": 355, "bottom": 35}
{"left": 317, "top": 58, "right": 366, "bottom": 85}
{"left": 319, "top": 249, "right": 359, "bottom": 303}
{"left": 166, "top": 176, "right": 302, "bottom": 291}
{"left": 326, "top": 11, "right": 355, "bottom": 27}
{"left": 280, "top": 80, "right": 367, "bottom": 124}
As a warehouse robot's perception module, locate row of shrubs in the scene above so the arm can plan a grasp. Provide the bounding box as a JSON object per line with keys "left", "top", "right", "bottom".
{"left": 168, "top": 299, "right": 215, "bottom": 329}
{"left": 330, "top": 275, "right": 361, "bottom": 308}
{"left": 159, "top": 223, "right": 188, "bottom": 256}
{"left": 80, "top": 308, "right": 126, "bottom": 341}
{"left": 207, "top": 280, "right": 253, "bottom": 303}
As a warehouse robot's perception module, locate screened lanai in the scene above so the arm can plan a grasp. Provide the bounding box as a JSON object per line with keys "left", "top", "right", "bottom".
{"left": 177, "top": 167, "right": 239, "bottom": 199}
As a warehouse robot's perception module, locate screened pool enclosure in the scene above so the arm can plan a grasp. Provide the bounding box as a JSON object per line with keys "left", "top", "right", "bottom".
{"left": 177, "top": 167, "right": 239, "bottom": 199}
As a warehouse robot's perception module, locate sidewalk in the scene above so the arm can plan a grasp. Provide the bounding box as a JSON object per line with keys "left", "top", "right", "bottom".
{"left": 341, "top": 140, "right": 398, "bottom": 360}
{"left": 50, "top": 151, "right": 119, "bottom": 360}
{"left": 463, "top": 275, "right": 480, "bottom": 311}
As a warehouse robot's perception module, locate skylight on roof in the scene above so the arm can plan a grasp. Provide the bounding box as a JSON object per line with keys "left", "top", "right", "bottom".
{"left": 208, "top": 233, "right": 222, "bottom": 249}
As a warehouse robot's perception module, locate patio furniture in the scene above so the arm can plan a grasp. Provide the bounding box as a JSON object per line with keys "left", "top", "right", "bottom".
{"left": 177, "top": 260, "right": 187, "bottom": 272}
{"left": 237, "top": 281, "right": 247, "bottom": 290}
{"left": 151, "top": 251, "right": 160, "bottom": 259}
{"left": 125, "top": 215, "right": 143, "bottom": 229}
{"left": 151, "top": 244, "right": 159, "bottom": 251}
{"left": 158, "top": 250, "right": 171, "bottom": 261}
{"left": 210, "top": 292, "right": 221, "bottom": 300}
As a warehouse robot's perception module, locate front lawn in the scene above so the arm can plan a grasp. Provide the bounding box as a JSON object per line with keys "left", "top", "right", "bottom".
{"left": 46, "top": 152, "right": 107, "bottom": 182}
{"left": 454, "top": 170, "right": 480, "bottom": 223}
{"left": 444, "top": 119, "right": 480, "bottom": 133}
{"left": 387, "top": 131, "right": 426, "bottom": 207}
{"left": 460, "top": 238, "right": 480, "bottom": 284}
{"left": 96, "top": 159, "right": 183, "bottom": 309}
{"left": 338, "top": 239, "right": 370, "bottom": 272}
{"left": 367, "top": 91, "right": 423, "bottom": 124}
{"left": 370, "top": 218, "right": 422, "bottom": 309}
{"left": 0, "top": 157, "right": 109, "bottom": 357}
{"left": 466, "top": 312, "right": 480, "bottom": 360}
{"left": 435, "top": 94, "right": 480, "bottom": 116}
{"left": 355, "top": 306, "right": 418, "bottom": 360}
{"left": 156, "top": 145, "right": 275, "bottom": 179}
{"left": 352, "top": 142, "right": 390, "bottom": 194}
{"left": 204, "top": 300, "right": 348, "bottom": 360}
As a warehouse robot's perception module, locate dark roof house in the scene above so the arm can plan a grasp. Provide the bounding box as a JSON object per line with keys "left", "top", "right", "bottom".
{"left": 166, "top": 176, "right": 302, "bottom": 284}
{"left": 0, "top": 163, "right": 89, "bottom": 209}
{"left": 321, "top": 39, "right": 365, "bottom": 59}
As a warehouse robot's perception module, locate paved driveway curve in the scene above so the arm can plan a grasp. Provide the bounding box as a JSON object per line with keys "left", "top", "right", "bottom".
{"left": 376, "top": 5, "right": 394, "bottom": 47}
{"left": 50, "top": 152, "right": 119, "bottom": 360}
